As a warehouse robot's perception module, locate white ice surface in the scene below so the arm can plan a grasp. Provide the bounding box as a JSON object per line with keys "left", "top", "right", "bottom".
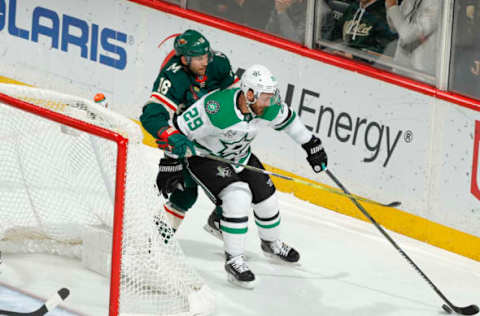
{"left": 1, "top": 145, "right": 479, "bottom": 315}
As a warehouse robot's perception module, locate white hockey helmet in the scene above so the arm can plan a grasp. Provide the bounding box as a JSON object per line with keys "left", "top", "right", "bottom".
{"left": 240, "top": 64, "right": 280, "bottom": 109}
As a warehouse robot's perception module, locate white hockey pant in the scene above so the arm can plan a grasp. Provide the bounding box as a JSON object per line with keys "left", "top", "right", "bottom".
{"left": 218, "top": 181, "right": 252, "bottom": 257}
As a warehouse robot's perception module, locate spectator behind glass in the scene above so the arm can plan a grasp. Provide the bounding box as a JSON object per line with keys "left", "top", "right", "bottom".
{"left": 265, "top": 0, "right": 307, "bottom": 43}
{"left": 386, "top": 0, "right": 440, "bottom": 78}
{"left": 327, "top": 0, "right": 397, "bottom": 56}
{"left": 188, "top": 0, "right": 274, "bottom": 30}
{"left": 450, "top": 0, "right": 480, "bottom": 99}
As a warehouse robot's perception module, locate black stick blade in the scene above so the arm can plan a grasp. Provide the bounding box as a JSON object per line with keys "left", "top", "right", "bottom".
{"left": 453, "top": 304, "right": 479, "bottom": 315}
{"left": 386, "top": 201, "right": 401, "bottom": 207}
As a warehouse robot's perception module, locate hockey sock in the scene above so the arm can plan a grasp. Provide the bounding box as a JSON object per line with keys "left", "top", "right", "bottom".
{"left": 253, "top": 195, "right": 281, "bottom": 241}
{"left": 218, "top": 182, "right": 252, "bottom": 257}
{"left": 221, "top": 216, "right": 248, "bottom": 257}
{"left": 164, "top": 201, "right": 186, "bottom": 231}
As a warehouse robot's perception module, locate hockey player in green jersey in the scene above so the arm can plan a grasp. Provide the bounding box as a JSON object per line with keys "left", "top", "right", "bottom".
{"left": 328, "top": 0, "right": 397, "bottom": 55}
{"left": 159, "top": 64, "right": 328, "bottom": 288}
{"left": 140, "top": 29, "right": 237, "bottom": 234}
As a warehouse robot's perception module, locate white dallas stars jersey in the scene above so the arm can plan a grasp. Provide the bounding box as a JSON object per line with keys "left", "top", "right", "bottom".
{"left": 176, "top": 88, "right": 311, "bottom": 171}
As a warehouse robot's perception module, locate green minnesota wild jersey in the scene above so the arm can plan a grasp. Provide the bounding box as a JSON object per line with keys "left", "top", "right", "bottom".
{"left": 329, "top": 0, "right": 397, "bottom": 54}
{"left": 176, "top": 88, "right": 297, "bottom": 171}
{"left": 140, "top": 50, "right": 236, "bottom": 138}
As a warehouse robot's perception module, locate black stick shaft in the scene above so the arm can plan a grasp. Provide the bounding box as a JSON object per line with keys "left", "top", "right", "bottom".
{"left": 325, "top": 169, "right": 460, "bottom": 311}
{"left": 203, "top": 154, "right": 400, "bottom": 208}
{"left": 0, "top": 288, "right": 69, "bottom": 316}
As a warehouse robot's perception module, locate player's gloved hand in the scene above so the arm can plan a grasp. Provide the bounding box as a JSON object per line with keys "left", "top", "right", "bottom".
{"left": 156, "top": 126, "right": 196, "bottom": 158}
{"left": 156, "top": 157, "right": 184, "bottom": 198}
{"left": 302, "top": 135, "right": 328, "bottom": 173}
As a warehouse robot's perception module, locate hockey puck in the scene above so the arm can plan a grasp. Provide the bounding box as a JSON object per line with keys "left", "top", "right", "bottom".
{"left": 442, "top": 304, "right": 452, "bottom": 314}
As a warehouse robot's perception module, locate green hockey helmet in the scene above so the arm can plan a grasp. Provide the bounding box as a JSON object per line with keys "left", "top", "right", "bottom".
{"left": 174, "top": 30, "right": 212, "bottom": 63}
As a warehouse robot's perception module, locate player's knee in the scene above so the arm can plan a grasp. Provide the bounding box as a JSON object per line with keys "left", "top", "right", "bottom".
{"left": 219, "top": 182, "right": 252, "bottom": 217}
{"left": 169, "top": 186, "right": 198, "bottom": 211}
{"left": 253, "top": 193, "right": 279, "bottom": 218}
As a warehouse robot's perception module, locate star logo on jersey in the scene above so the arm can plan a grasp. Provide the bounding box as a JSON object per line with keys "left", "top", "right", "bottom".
{"left": 216, "top": 166, "right": 232, "bottom": 178}
{"left": 224, "top": 130, "right": 237, "bottom": 138}
{"left": 205, "top": 100, "right": 220, "bottom": 114}
{"left": 219, "top": 134, "right": 254, "bottom": 160}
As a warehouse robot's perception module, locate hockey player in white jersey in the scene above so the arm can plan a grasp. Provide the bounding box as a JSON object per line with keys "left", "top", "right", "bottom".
{"left": 159, "top": 64, "right": 328, "bottom": 288}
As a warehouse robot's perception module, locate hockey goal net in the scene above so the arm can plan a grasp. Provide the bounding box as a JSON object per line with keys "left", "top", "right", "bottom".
{"left": 0, "top": 83, "right": 214, "bottom": 316}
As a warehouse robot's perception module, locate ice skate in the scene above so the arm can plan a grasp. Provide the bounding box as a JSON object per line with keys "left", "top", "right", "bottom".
{"left": 224, "top": 253, "right": 256, "bottom": 289}
{"left": 261, "top": 239, "right": 300, "bottom": 264}
{"left": 203, "top": 209, "right": 223, "bottom": 241}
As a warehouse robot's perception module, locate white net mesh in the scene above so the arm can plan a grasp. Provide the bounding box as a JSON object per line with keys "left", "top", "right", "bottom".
{"left": 0, "top": 84, "right": 214, "bottom": 316}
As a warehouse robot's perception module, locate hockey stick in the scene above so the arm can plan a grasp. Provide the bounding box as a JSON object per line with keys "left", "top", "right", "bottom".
{"left": 203, "top": 154, "right": 401, "bottom": 208}
{"left": 325, "top": 169, "right": 479, "bottom": 315}
{"left": 0, "top": 288, "right": 70, "bottom": 316}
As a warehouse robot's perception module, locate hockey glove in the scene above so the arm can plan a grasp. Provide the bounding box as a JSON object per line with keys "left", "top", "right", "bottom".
{"left": 156, "top": 157, "right": 184, "bottom": 198}
{"left": 156, "top": 126, "right": 196, "bottom": 158}
{"left": 302, "top": 135, "right": 328, "bottom": 173}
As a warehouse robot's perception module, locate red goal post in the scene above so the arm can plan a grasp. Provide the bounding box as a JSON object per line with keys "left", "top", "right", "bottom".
{"left": 0, "top": 84, "right": 214, "bottom": 316}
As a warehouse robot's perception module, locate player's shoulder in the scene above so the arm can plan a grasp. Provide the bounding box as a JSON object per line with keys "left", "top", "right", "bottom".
{"left": 201, "top": 88, "right": 241, "bottom": 129}
{"left": 210, "top": 50, "right": 232, "bottom": 70}
{"left": 159, "top": 55, "right": 190, "bottom": 82}
{"left": 205, "top": 88, "right": 237, "bottom": 105}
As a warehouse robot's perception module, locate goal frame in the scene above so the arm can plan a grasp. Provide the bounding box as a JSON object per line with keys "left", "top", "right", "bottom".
{"left": 0, "top": 91, "right": 125, "bottom": 316}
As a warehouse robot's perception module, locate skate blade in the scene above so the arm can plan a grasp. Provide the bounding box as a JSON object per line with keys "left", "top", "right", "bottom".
{"left": 203, "top": 224, "right": 223, "bottom": 241}
{"left": 227, "top": 274, "right": 256, "bottom": 289}
{"left": 262, "top": 251, "right": 301, "bottom": 266}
